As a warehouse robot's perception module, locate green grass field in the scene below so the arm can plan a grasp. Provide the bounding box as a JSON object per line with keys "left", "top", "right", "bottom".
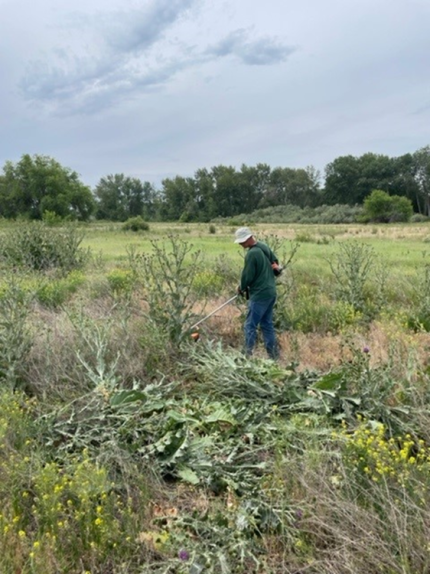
{"left": 81, "top": 220, "right": 430, "bottom": 272}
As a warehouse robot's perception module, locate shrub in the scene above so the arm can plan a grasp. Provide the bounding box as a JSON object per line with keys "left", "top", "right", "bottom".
{"left": 127, "top": 237, "right": 203, "bottom": 342}
{"left": 0, "top": 223, "right": 89, "bottom": 274}
{"left": 208, "top": 224, "right": 216, "bottom": 234}
{"left": 222, "top": 204, "right": 363, "bottom": 224}
{"left": 363, "top": 189, "right": 413, "bottom": 223}
{"left": 389, "top": 195, "right": 414, "bottom": 222}
{"left": 35, "top": 271, "right": 85, "bottom": 308}
{"left": 122, "top": 216, "right": 149, "bottom": 232}
{"left": 42, "top": 210, "right": 63, "bottom": 226}
{"left": 411, "top": 213, "right": 429, "bottom": 223}
{"left": 106, "top": 268, "right": 137, "bottom": 297}
{"left": 294, "top": 232, "right": 314, "bottom": 243}
{"left": 339, "top": 420, "right": 430, "bottom": 492}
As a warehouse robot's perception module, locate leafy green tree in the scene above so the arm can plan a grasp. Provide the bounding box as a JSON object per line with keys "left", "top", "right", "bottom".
{"left": 323, "top": 152, "right": 423, "bottom": 207}
{"left": 94, "top": 174, "right": 148, "bottom": 221}
{"left": 239, "top": 163, "right": 270, "bottom": 209}
{"left": 260, "top": 166, "right": 321, "bottom": 208}
{"left": 0, "top": 154, "right": 94, "bottom": 220}
{"left": 210, "top": 165, "right": 255, "bottom": 218}
{"left": 141, "top": 181, "right": 160, "bottom": 221}
{"left": 160, "top": 176, "right": 196, "bottom": 221}
{"left": 324, "top": 154, "right": 396, "bottom": 205}
{"left": 194, "top": 168, "right": 215, "bottom": 221}
{"left": 194, "top": 164, "right": 269, "bottom": 220}
{"left": 390, "top": 154, "right": 420, "bottom": 211}
{"left": 323, "top": 155, "right": 361, "bottom": 205}
{"left": 413, "top": 146, "right": 430, "bottom": 215}
{"left": 363, "top": 189, "right": 413, "bottom": 222}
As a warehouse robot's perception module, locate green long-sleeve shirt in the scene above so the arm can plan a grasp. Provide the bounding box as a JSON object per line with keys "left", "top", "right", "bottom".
{"left": 240, "top": 241, "right": 277, "bottom": 301}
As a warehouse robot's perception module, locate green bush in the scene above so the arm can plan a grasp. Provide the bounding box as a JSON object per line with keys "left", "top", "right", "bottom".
{"left": 122, "top": 216, "right": 149, "bottom": 232}
{"left": 106, "top": 268, "right": 136, "bottom": 295}
{"left": 0, "top": 223, "right": 89, "bottom": 274}
{"left": 411, "top": 213, "right": 429, "bottom": 223}
{"left": 363, "top": 189, "right": 413, "bottom": 223}
{"left": 389, "top": 195, "right": 414, "bottom": 222}
{"left": 35, "top": 271, "right": 85, "bottom": 308}
{"left": 42, "top": 210, "right": 64, "bottom": 226}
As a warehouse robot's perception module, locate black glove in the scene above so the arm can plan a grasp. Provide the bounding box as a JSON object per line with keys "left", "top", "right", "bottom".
{"left": 238, "top": 286, "right": 249, "bottom": 299}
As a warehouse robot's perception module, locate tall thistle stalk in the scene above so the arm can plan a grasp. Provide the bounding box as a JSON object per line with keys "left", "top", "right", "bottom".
{"left": 128, "top": 236, "right": 203, "bottom": 342}
{"left": 0, "top": 277, "right": 33, "bottom": 390}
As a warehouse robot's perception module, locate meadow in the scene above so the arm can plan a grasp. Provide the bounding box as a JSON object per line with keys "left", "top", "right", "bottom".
{"left": 1, "top": 220, "right": 430, "bottom": 573}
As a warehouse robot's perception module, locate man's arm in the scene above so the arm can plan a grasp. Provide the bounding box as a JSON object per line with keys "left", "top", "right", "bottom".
{"left": 240, "top": 251, "right": 258, "bottom": 292}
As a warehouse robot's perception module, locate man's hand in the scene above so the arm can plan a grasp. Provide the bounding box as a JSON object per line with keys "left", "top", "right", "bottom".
{"left": 272, "top": 262, "right": 283, "bottom": 277}
{"left": 237, "top": 286, "right": 249, "bottom": 299}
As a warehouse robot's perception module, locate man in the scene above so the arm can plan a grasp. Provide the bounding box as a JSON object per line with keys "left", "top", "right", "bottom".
{"left": 234, "top": 227, "right": 280, "bottom": 360}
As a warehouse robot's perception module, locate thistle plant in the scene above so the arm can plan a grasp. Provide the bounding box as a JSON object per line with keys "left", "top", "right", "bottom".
{"left": 67, "top": 310, "right": 122, "bottom": 391}
{"left": 328, "top": 241, "right": 375, "bottom": 313}
{"left": 0, "top": 278, "right": 33, "bottom": 390}
{"left": 0, "top": 222, "right": 89, "bottom": 275}
{"left": 128, "top": 236, "right": 204, "bottom": 342}
{"left": 407, "top": 263, "right": 430, "bottom": 331}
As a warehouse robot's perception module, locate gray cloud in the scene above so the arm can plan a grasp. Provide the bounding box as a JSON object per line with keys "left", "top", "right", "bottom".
{"left": 20, "top": 0, "right": 295, "bottom": 116}
{"left": 19, "top": 0, "right": 199, "bottom": 111}
{"left": 54, "top": 58, "right": 195, "bottom": 116}
{"left": 207, "top": 29, "right": 296, "bottom": 65}
{"left": 103, "top": 0, "right": 196, "bottom": 53}
{"left": 20, "top": 53, "right": 120, "bottom": 101}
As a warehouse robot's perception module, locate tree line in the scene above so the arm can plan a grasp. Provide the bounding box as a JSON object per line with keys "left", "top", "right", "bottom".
{"left": 0, "top": 147, "right": 429, "bottom": 222}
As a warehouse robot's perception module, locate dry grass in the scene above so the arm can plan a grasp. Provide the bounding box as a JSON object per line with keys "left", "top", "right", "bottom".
{"left": 196, "top": 302, "right": 430, "bottom": 377}
{"left": 279, "top": 460, "right": 430, "bottom": 574}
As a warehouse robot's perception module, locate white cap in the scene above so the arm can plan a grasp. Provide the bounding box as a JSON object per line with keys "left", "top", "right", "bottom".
{"left": 234, "top": 227, "right": 253, "bottom": 243}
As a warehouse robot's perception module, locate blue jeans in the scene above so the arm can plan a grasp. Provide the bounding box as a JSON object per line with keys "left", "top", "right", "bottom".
{"left": 244, "top": 297, "right": 279, "bottom": 359}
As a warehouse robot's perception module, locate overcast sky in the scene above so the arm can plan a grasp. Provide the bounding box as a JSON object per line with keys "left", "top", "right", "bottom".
{"left": 0, "top": 0, "right": 429, "bottom": 188}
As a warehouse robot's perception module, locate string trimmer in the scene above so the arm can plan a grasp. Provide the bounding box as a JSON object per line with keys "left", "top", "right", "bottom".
{"left": 189, "top": 294, "right": 239, "bottom": 341}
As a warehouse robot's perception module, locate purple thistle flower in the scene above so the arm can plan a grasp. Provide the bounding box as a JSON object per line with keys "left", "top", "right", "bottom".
{"left": 178, "top": 549, "right": 189, "bottom": 561}
{"left": 363, "top": 346, "right": 370, "bottom": 353}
